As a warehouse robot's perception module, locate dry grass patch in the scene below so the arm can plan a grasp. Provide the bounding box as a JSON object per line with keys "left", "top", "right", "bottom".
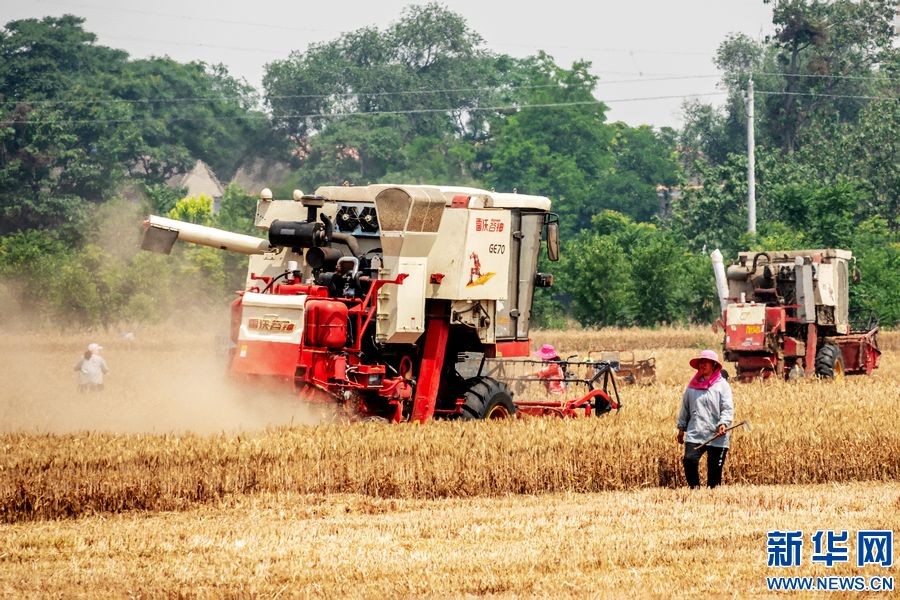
{"left": 1, "top": 483, "right": 897, "bottom": 598}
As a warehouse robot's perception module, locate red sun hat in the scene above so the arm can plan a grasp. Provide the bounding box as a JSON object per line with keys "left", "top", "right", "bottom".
{"left": 533, "top": 343, "right": 559, "bottom": 360}
{"left": 689, "top": 349, "right": 722, "bottom": 370}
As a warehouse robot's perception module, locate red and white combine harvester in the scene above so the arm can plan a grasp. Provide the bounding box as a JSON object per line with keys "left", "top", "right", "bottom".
{"left": 142, "top": 185, "right": 620, "bottom": 421}
{"left": 711, "top": 249, "right": 881, "bottom": 383}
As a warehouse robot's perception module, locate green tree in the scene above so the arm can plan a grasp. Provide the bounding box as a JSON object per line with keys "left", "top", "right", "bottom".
{"left": 143, "top": 183, "right": 186, "bottom": 216}
{"left": 117, "top": 59, "right": 274, "bottom": 182}
{"left": 214, "top": 183, "right": 257, "bottom": 294}
{"left": 168, "top": 194, "right": 213, "bottom": 225}
{"left": 215, "top": 183, "right": 257, "bottom": 235}
{"left": 761, "top": 0, "right": 896, "bottom": 153}
{"left": 0, "top": 17, "right": 134, "bottom": 236}
{"left": 0, "top": 229, "right": 67, "bottom": 274}
{"left": 264, "top": 3, "right": 502, "bottom": 186}
{"left": 678, "top": 1, "right": 897, "bottom": 234}
{"left": 1, "top": 15, "right": 274, "bottom": 239}
{"left": 850, "top": 218, "right": 900, "bottom": 326}
{"left": 680, "top": 33, "right": 765, "bottom": 166}
{"left": 541, "top": 210, "right": 716, "bottom": 327}
{"left": 598, "top": 124, "right": 679, "bottom": 222}
{"left": 766, "top": 180, "right": 869, "bottom": 248}
{"left": 555, "top": 230, "right": 634, "bottom": 326}
{"left": 483, "top": 53, "right": 614, "bottom": 233}
{"left": 669, "top": 153, "right": 749, "bottom": 255}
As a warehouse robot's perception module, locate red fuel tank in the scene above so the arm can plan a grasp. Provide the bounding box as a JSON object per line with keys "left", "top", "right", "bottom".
{"left": 305, "top": 299, "right": 348, "bottom": 349}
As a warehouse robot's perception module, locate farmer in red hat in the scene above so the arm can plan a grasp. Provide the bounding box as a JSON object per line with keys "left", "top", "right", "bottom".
{"left": 532, "top": 343, "right": 566, "bottom": 395}
{"left": 676, "top": 349, "right": 734, "bottom": 488}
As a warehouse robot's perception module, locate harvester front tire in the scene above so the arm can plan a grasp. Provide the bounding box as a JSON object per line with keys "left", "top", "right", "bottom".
{"left": 815, "top": 343, "right": 845, "bottom": 381}
{"left": 458, "top": 377, "right": 516, "bottom": 420}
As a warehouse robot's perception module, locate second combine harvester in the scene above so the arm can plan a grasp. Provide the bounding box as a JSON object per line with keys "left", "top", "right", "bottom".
{"left": 712, "top": 248, "right": 881, "bottom": 382}
{"left": 142, "top": 185, "right": 620, "bottom": 422}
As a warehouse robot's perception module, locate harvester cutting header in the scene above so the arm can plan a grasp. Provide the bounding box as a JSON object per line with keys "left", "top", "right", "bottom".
{"left": 142, "top": 184, "right": 620, "bottom": 422}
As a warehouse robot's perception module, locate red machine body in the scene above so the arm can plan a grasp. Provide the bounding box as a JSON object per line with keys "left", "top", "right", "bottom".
{"left": 305, "top": 300, "right": 348, "bottom": 348}
{"left": 229, "top": 273, "right": 420, "bottom": 421}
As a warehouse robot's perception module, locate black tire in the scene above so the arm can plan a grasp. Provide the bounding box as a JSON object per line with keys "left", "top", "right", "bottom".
{"left": 815, "top": 343, "right": 845, "bottom": 380}
{"left": 458, "top": 376, "right": 517, "bottom": 420}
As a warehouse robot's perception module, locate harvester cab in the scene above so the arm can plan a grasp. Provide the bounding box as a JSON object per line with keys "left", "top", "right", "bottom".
{"left": 711, "top": 249, "right": 881, "bottom": 382}
{"left": 142, "top": 184, "right": 575, "bottom": 422}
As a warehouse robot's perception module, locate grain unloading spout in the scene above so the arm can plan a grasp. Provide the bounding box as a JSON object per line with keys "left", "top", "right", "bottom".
{"left": 141, "top": 215, "right": 271, "bottom": 255}
{"left": 710, "top": 249, "right": 729, "bottom": 314}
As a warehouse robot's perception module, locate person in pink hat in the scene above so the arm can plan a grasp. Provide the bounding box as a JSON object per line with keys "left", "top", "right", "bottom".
{"left": 676, "top": 349, "right": 734, "bottom": 488}
{"left": 531, "top": 343, "right": 565, "bottom": 395}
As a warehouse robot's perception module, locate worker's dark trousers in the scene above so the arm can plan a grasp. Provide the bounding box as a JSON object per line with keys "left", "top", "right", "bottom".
{"left": 683, "top": 442, "right": 728, "bottom": 488}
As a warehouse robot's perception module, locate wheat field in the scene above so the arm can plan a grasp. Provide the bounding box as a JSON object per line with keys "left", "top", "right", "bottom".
{"left": 0, "top": 327, "right": 897, "bottom": 597}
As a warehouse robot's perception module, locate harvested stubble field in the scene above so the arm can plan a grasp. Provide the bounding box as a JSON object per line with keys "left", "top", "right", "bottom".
{"left": 2, "top": 484, "right": 898, "bottom": 598}
{"left": 1, "top": 327, "right": 898, "bottom": 597}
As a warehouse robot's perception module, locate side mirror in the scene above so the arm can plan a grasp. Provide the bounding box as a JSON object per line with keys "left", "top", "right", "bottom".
{"left": 546, "top": 218, "right": 560, "bottom": 262}
{"left": 534, "top": 272, "right": 554, "bottom": 288}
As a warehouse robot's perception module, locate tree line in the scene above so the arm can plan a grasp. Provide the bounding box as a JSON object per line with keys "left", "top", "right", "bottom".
{"left": 0, "top": 1, "right": 897, "bottom": 329}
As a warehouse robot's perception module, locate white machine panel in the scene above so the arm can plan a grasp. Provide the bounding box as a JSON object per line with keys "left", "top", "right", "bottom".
{"left": 427, "top": 209, "right": 511, "bottom": 301}
{"left": 815, "top": 263, "right": 837, "bottom": 306}
{"left": 238, "top": 292, "right": 306, "bottom": 344}
{"left": 255, "top": 199, "right": 303, "bottom": 229}
{"left": 726, "top": 303, "right": 766, "bottom": 326}
{"left": 378, "top": 257, "right": 427, "bottom": 344}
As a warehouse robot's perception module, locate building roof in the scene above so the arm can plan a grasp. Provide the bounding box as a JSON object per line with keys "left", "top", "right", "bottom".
{"left": 167, "top": 160, "right": 224, "bottom": 199}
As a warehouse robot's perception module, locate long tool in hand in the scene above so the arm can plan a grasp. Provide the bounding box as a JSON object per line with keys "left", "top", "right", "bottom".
{"left": 695, "top": 420, "right": 752, "bottom": 450}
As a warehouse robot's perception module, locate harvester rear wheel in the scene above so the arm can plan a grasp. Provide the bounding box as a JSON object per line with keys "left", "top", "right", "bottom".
{"left": 458, "top": 377, "right": 516, "bottom": 420}
{"left": 815, "top": 343, "right": 845, "bottom": 381}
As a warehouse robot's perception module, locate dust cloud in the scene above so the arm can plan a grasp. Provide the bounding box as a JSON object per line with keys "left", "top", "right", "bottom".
{"left": 0, "top": 192, "right": 362, "bottom": 433}
{"left": 0, "top": 196, "right": 337, "bottom": 434}
{"left": 0, "top": 327, "right": 331, "bottom": 435}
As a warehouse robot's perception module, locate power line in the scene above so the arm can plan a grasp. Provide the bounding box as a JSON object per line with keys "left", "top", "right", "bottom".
{"left": 8, "top": 92, "right": 728, "bottom": 125}
{"left": 94, "top": 32, "right": 714, "bottom": 62}
{"left": 6, "top": 85, "right": 895, "bottom": 123}
{"left": 10, "top": 88, "right": 898, "bottom": 125}
{"left": 755, "top": 90, "right": 898, "bottom": 101}
{"left": 100, "top": 34, "right": 286, "bottom": 56}
{"left": 2, "top": 75, "right": 721, "bottom": 107}
{"left": 754, "top": 71, "right": 900, "bottom": 83}
{"left": 8, "top": 78, "right": 893, "bottom": 111}
{"left": 493, "top": 43, "right": 712, "bottom": 57}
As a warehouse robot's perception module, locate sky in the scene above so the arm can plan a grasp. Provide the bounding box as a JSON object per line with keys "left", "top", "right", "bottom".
{"left": 1, "top": 0, "right": 779, "bottom": 128}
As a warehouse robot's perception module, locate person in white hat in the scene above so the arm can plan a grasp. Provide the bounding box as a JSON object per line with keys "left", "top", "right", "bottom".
{"left": 74, "top": 343, "right": 109, "bottom": 392}
{"left": 531, "top": 343, "right": 565, "bottom": 395}
{"left": 676, "top": 349, "right": 734, "bottom": 488}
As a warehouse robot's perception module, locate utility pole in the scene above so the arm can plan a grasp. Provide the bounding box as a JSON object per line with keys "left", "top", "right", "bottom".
{"left": 747, "top": 77, "right": 756, "bottom": 234}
